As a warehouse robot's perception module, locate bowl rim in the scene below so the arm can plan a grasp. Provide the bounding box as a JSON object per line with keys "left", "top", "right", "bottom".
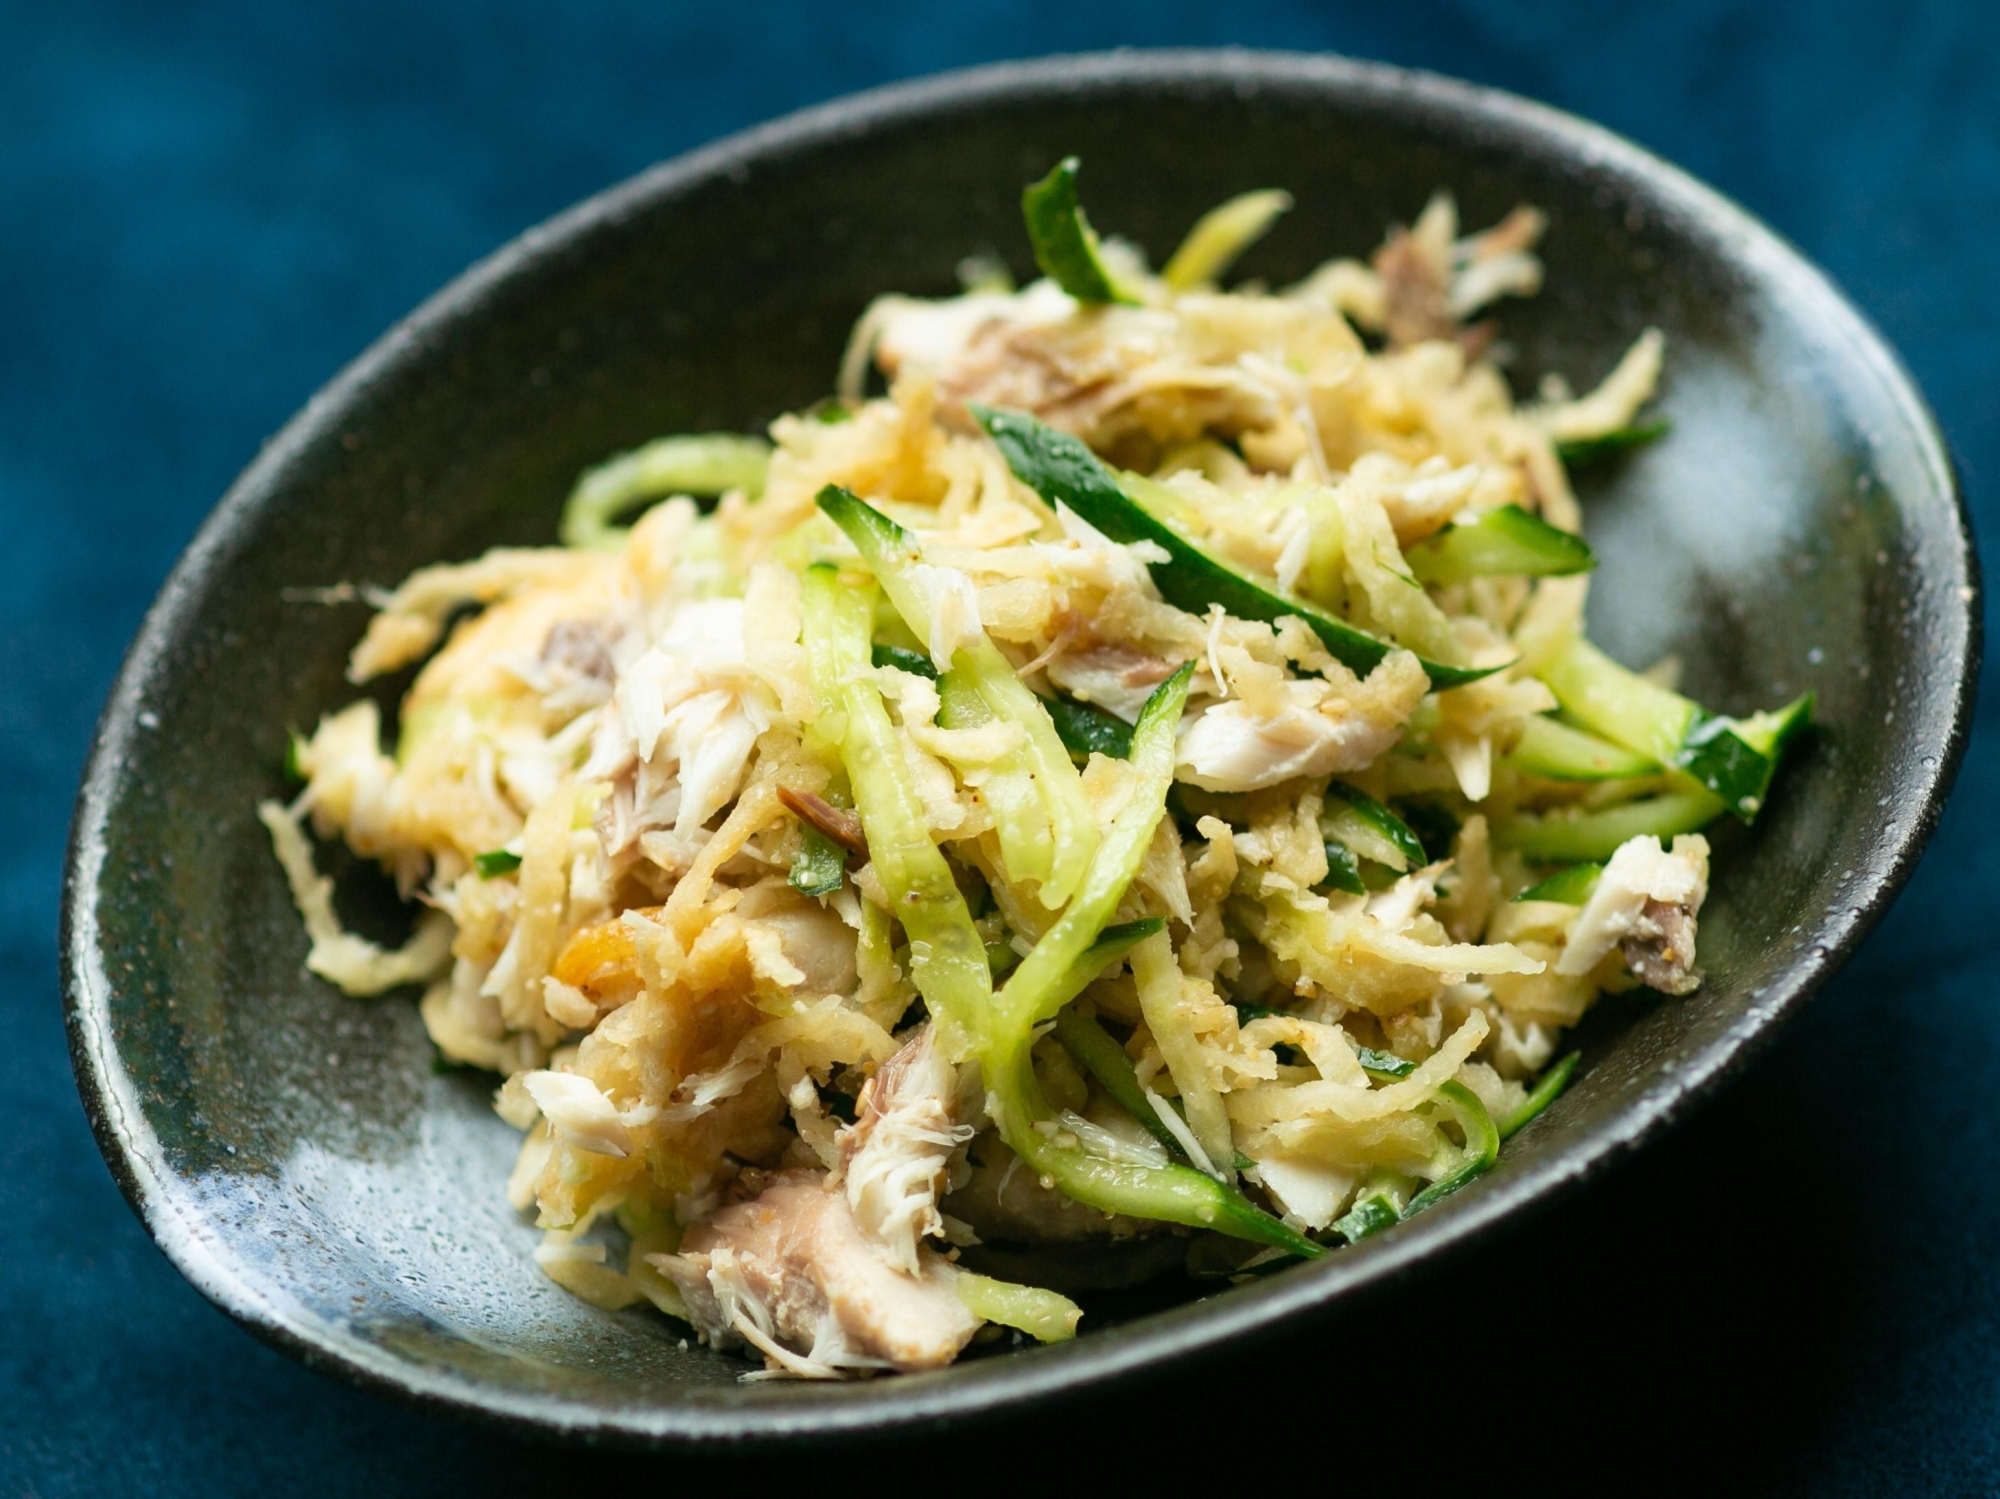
{"left": 62, "top": 46, "right": 1981, "bottom": 1446}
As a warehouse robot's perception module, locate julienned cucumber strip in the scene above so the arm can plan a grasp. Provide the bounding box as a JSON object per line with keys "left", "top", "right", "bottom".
{"left": 1512, "top": 862, "right": 1601, "bottom": 904}
{"left": 1498, "top": 1052, "right": 1580, "bottom": 1138}
{"left": 871, "top": 643, "right": 938, "bottom": 679}
{"left": 1494, "top": 788, "right": 1722, "bottom": 862}
{"left": 1043, "top": 693, "right": 1134, "bottom": 760}
{"left": 1536, "top": 635, "right": 1695, "bottom": 765}
{"left": 1556, "top": 419, "right": 1670, "bottom": 468}
{"left": 1404, "top": 1080, "right": 1501, "bottom": 1216}
{"left": 1162, "top": 188, "right": 1292, "bottom": 291}
{"left": 1331, "top": 1165, "right": 1419, "bottom": 1244}
{"left": 1332, "top": 1193, "right": 1401, "bottom": 1243}
{"left": 1406, "top": 505, "right": 1594, "bottom": 585}
{"left": 1506, "top": 714, "right": 1659, "bottom": 781}
{"left": 560, "top": 433, "right": 770, "bottom": 550}
{"left": 1323, "top": 782, "right": 1428, "bottom": 872}
{"left": 1052, "top": 1011, "right": 1189, "bottom": 1157}
{"left": 1537, "top": 636, "right": 1812, "bottom": 822}
{"left": 973, "top": 406, "right": 1502, "bottom": 690}
{"left": 801, "top": 564, "right": 992, "bottom": 1040}
{"left": 953, "top": 1272, "right": 1081, "bottom": 1344}
{"left": 1020, "top": 157, "right": 1135, "bottom": 306}
{"left": 984, "top": 666, "right": 1320, "bottom": 1258}
{"left": 991, "top": 1037, "right": 1322, "bottom": 1257}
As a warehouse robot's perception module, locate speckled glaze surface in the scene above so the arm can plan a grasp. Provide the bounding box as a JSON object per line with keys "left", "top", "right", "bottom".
{"left": 62, "top": 50, "right": 1977, "bottom": 1445}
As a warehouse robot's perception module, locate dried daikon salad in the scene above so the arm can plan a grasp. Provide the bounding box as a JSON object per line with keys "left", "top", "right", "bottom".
{"left": 266, "top": 159, "right": 1808, "bottom": 1379}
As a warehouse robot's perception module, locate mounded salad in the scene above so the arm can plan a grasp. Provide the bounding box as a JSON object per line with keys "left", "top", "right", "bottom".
{"left": 264, "top": 160, "right": 1808, "bottom": 1378}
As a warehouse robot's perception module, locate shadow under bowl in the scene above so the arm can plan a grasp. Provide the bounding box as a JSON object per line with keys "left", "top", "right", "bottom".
{"left": 62, "top": 49, "right": 1978, "bottom": 1445}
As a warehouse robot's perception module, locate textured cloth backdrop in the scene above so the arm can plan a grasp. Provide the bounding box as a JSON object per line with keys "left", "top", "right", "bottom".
{"left": 3, "top": 1, "right": 1994, "bottom": 1492}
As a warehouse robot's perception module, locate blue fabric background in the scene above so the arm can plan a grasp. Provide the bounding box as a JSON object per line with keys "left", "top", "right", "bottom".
{"left": 4, "top": 2, "right": 1994, "bottom": 1491}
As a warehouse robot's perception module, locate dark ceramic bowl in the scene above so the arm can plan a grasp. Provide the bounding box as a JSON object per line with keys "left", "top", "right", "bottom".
{"left": 64, "top": 50, "right": 1977, "bottom": 1444}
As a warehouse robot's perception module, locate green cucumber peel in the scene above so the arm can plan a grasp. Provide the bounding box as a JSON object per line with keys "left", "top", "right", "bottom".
{"left": 870, "top": 642, "right": 938, "bottom": 679}
{"left": 1556, "top": 419, "right": 1670, "bottom": 468}
{"left": 1048, "top": 918, "right": 1164, "bottom": 1020}
{"left": 973, "top": 406, "right": 1502, "bottom": 690}
{"left": 1331, "top": 1167, "right": 1413, "bottom": 1244}
{"left": 1396, "top": 800, "right": 1461, "bottom": 864}
{"left": 473, "top": 849, "right": 522, "bottom": 879}
{"left": 1734, "top": 691, "right": 1816, "bottom": 758}
{"left": 1512, "top": 862, "right": 1602, "bottom": 905}
{"left": 1498, "top": 1052, "right": 1580, "bottom": 1139}
{"left": 1020, "top": 157, "right": 1136, "bottom": 306}
{"left": 816, "top": 485, "right": 925, "bottom": 613}
{"left": 1044, "top": 693, "right": 1134, "bottom": 761}
{"left": 1406, "top": 505, "right": 1595, "bottom": 585}
{"left": 1537, "top": 636, "right": 1696, "bottom": 766}
{"left": 1356, "top": 1046, "right": 1417, "bottom": 1081}
{"left": 1673, "top": 717, "right": 1777, "bottom": 820}
{"left": 1675, "top": 691, "right": 1813, "bottom": 820}
{"left": 788, "top": 824, "right": 847, "bottom": 898}
{"left": 998, "top": 1010, "right": 1317, "bottom": 1253}
{"left": 1320, "top": 839, "right": 1367, "bottom": 895}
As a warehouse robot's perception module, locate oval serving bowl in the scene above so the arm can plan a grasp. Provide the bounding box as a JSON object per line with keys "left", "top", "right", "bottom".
{"left": 64, "top": 50, "right": 1977, "bottom": 1443}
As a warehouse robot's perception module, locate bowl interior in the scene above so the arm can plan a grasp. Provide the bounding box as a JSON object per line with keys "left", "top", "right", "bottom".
{"left": 64, "top": 52, "right": 1974, "bottom": 1441}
